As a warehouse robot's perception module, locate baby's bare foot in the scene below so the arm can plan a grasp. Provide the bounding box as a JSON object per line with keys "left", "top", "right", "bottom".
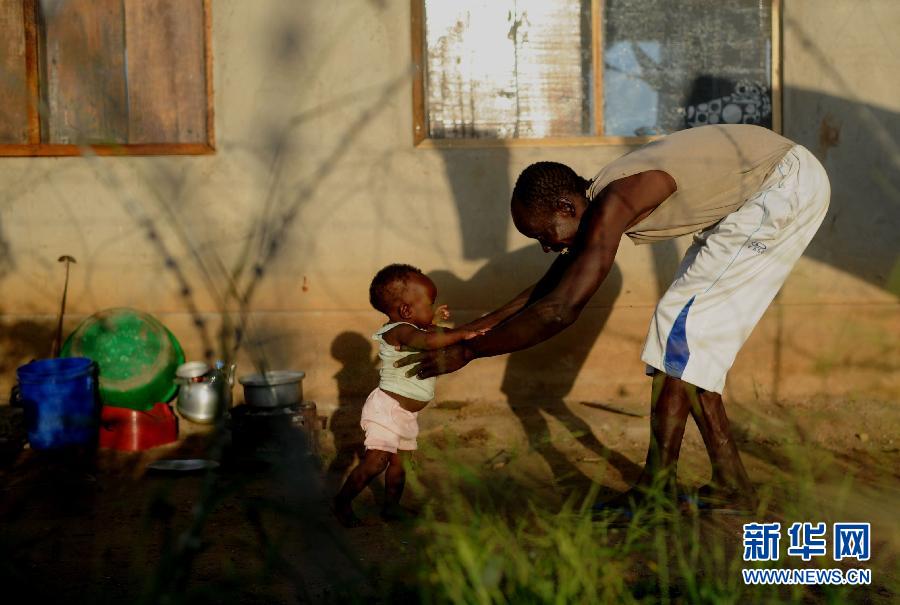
{"left": 380, "top": 504, "right": 417, "bottom": 523}
{"left": 332, "top": 498, "right": 363, "bottom": 528}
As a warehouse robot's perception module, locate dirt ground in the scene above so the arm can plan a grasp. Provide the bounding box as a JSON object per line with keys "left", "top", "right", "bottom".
{"left": 1, "top": 392, "right": 898, "bottom": 603}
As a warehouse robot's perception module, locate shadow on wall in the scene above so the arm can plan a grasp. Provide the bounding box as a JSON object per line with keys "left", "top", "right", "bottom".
{"left": 785, "top": 87, "right": 900, "bottom": 294}
{"left": 0, "top": 314, "right": 55, "bottom": 393}
{"left": 40, "top": 0, "right": 412, "bottom": 372}
{"left": 432, "top": 248, "right": 640, "bottom": 494}
{"left": 680, "top": 77, "right": 900, "bottom": 295}
{"left": 438, "top": 148, "right": 513, "bottom": 261}
{"left": 326, "top": 332, "right": 379, "bottom": 490}
{"left": 0, "top": 224, "right": 11, "bottom": 282}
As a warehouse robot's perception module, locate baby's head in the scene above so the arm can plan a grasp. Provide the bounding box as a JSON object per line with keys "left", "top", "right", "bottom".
{"left": 369, "top": 264, "right": 437, "bottom": 328}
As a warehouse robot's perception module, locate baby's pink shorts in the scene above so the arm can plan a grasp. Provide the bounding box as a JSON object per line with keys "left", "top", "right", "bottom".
{"left": 360, "top": 387, "right": 419, "bottom": 453}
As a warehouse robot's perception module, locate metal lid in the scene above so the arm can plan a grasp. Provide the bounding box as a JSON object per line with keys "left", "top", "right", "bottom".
{"left": 176, "top": 361, "right": 210, "bottom": 379}
{"left": 238, "top": 370, "right": 305, "bottom": 386}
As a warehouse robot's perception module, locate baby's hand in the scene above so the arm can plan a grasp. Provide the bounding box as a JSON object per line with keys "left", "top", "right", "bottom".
{"left": 435, "top": 304, "right": 451, "bottom": 321}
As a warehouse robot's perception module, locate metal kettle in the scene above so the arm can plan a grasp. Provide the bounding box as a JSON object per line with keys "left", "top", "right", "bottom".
{"left": 175, "top": 361, "right": 235, "bottom": 424}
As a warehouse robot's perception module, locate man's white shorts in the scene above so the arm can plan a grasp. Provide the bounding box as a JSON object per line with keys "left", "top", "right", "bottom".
{"left": 642, "top": 144, "right": 830, "bottom": 393}
{"left": 360, "top": 387, "right": 419, "bottom": 453}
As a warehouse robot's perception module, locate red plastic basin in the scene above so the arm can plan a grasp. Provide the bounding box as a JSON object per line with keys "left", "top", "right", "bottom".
{"left": 99, "top": 403, "right": 178, "bottom": 451}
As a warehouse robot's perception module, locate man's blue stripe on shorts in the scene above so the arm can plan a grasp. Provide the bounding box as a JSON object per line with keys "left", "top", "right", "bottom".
{"left": 664, "top": 296, "right": 695, "bottom": 378}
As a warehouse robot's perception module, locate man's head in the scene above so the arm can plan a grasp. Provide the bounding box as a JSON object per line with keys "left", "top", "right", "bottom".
{"left": 369, "top": 263, "right": 437, "bottom": 327}
{"left": 510, "top": 161, "right": 590, "bottom": 253}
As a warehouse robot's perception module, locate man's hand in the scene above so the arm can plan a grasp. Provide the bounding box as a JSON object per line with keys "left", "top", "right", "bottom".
{"left": 394, "top": 343, "right": 472, "bottom": 379}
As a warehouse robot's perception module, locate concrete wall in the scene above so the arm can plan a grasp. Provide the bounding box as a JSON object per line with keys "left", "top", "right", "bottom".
{"left": 1, "top": 0, "right": 897, "bottom": 412}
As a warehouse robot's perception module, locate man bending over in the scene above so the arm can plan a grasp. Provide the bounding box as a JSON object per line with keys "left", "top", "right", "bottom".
{"left": 397, "top": 124, "right": 830, "bottom": 512}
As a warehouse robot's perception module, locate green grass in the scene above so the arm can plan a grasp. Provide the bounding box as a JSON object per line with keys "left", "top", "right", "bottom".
{"left": 385, "top": 445, "right": 897, "bottom": 605}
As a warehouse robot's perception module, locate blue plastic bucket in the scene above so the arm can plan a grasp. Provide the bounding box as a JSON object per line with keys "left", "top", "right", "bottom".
{"left": 16, "top": 357, "right": 98, "bottom": 449}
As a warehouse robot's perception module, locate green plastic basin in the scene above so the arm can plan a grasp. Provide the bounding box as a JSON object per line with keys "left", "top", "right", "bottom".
{"left": 61, "top": 308, "right": 185, "bottom": 410}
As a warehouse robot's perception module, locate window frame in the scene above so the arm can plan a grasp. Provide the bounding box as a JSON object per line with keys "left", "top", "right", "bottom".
{"left": 411, "top": 0, "right": 781, "bottom": 148}
{"left": 0, "top": 0, "right": 215, "bottom": 157}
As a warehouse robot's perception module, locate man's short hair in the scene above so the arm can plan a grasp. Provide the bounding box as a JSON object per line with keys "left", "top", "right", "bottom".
{"left": 511, "top": 161, "right": 589, "bottom": 215}
{"left": 369, "top": 263, "right": 424, "bottom": 314}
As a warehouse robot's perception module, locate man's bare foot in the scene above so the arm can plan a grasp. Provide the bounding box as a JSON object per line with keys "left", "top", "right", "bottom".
{"left": 592, "top": 481, "right": 685, "bottom": 520}
{"left": 591, "top": 488, "right": 647, "bottom": 519}
{"left": 683, "top": 484, "right": 758, "bottom": 513}
{"left": 332, "top": 498, "right": 363, "bottom": 528}
{"left": 381, "top": 503, "right": 417, "bottom": 523}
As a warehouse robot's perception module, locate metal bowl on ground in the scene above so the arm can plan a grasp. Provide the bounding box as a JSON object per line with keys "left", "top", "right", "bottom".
{"left": 239, "top": 371, "right": 305, "bottom": 407}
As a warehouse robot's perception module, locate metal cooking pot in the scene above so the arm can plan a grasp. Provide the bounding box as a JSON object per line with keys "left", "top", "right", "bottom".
{"left": 239, "top": 371, "right": 305, "bottom": 407}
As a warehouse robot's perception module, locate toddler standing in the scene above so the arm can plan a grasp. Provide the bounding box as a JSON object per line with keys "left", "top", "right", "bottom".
{"left": 333, "top": 264, "right": 482, "bottom": 527}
